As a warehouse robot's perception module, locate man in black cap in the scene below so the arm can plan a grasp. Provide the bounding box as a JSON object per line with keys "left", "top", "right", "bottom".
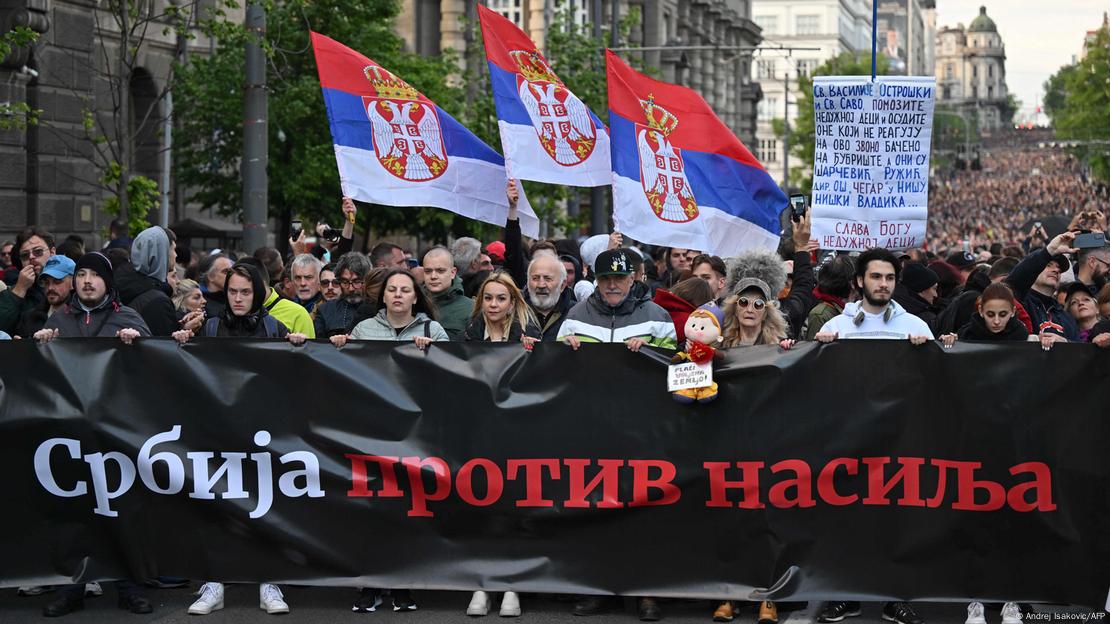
{"left": 34, "top": 251, "right": 151, "bottom": 343}
{"left": 946, "top": 250, "right": 977, "bottom": 285}
{"left": 557, "top": 248, "right": 677, "bottom": 352}
{"left": 893, "top": 263, "right": 943, "bottom": 332}
{"left": 1005, "top": 231, "right": 1079, "bottom": 342}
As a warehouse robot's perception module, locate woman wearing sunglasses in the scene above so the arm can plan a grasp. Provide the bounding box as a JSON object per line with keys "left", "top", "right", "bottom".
{"left": 719, "top": 277, "right": 790, "bottom": 348}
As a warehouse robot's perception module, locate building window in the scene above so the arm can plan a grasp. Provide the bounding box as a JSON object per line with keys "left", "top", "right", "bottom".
{"left": 489, "top": 0, "right": 523, "bottom": 26}
{"left": 757, "top": 59, "right": 777, "bottom": 79}
{"left": 945, "top": 64, "right": 954, "bottom": 80}
{"left": 942, "top": 86, "right": 951, "bottom": 99}
{"left": 971, "top": 86, "right": 977, "bottom": 99}
{"left": 551, "top": 0, "right": 588, "bottom": 26}
{"left": 988, "top": 86, "right": 993, "bottom": 99}
{"left": 972, "top": 65, "right": 977, "bottom": 78}
{"left": 988, "top": 64, "right": 993, "bottom": 78}
{"left": 759, "top": 97, "right": 779, "bottom": 120}
{"left": 755, "top": 15, "right": 778, "bottom": 35}
{"left": 759, "top": 139, "right": 778, "bottom": 163}
{"left": 795, "top": 15, "right": 820, "bottom": 36}
{"left": 796, "top": 59, "right": 819, "bottom": 78}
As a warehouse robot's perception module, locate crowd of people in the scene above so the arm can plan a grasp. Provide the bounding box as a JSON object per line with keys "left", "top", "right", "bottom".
{"left": 2, "top": 176, "right": 1109, "bottom": 622}
{"left": 928, "top": 145, "right": 1110, "bottom": 250}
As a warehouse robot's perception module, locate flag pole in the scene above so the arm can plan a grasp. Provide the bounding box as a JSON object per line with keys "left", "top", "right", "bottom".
{"left": 871, "top": 0, "right": 878, "bottom": 81}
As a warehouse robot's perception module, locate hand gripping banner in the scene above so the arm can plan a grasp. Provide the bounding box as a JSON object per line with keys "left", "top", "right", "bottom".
{"left": 3, "top": 340, "right": 1109, "bottom": 607}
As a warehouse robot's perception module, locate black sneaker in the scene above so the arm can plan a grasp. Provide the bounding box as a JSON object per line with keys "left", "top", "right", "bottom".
{"left": 43, "top": 595, "right": 84, "bottom": 618}
{"left": 392, "top": 589, "right": 417, "bottom": 612}
{"left": 117, "top": 593, "right": 153, "bottom": 614}
{"left": 352, "top": 588, "right": 382, "bottom": 613}
{"left": 883, "top": 602, "right": 924, "bottom": 624}
{"left": 572, "top": 596, "right": 620, "bottom": 616}
{"left": 818, "top": 601, "right": 862, "bottom": 623}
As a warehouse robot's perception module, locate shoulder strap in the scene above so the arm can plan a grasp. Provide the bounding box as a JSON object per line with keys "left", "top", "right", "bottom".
{"left": 424, "top": 320, "right": 431, "bottom": 338}
{"left": 262, "top": 314, "right": 281, "bottom": 338}
{"left": 204, "top": 317, "right": 220, "bottom": 336}
{"left": 264, "top": 295, "right": 281, "bottom": 312}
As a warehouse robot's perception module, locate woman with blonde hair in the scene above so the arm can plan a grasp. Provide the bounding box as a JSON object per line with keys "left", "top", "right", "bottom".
{"left": 463, "top": 271, "right": 540, "bottom": 345}
{"left": 720, "top": 277, "right": 789, "bottom": 348}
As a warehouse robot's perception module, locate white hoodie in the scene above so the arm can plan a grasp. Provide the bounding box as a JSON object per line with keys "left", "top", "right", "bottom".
{"left": 818, "top": 300, "right": 934, "bottom": 340}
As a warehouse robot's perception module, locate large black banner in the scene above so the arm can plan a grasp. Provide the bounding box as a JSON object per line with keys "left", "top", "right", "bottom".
{"left": 2, "top": 340, "right": 1108, "bottom": 607}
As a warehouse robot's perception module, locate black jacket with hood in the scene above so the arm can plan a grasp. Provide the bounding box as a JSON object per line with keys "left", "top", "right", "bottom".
{"left": 201, "top": 263, "right": 289, "bottom": 338}
{"left": 116, "top": 227, "right": 176, "bottom": 336}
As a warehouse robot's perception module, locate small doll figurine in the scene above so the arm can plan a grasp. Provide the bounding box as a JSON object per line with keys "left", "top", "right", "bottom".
{"left": 671, "top": 304, "right": 724, "bottom": 404}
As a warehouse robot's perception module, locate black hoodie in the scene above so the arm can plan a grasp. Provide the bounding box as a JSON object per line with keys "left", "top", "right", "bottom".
{"left": 202, "top": 263, "right": 288, "bottom": 338}
{"left": 115, "top": 263, "right": 177, "bottom": 336}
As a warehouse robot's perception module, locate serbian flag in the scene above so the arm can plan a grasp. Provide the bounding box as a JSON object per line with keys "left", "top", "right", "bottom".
{"left": 606, "top": 51, "right": 786, "bottom": 255}
{"left": 311, "top": 32, "right": 539, "bottom": 236}
{"left": 478, "top": 5, "right": 611, "bottom": 187}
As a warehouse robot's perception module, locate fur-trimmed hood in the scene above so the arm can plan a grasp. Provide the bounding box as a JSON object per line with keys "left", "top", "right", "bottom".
{"left": 725, "top": 250, "right": 787, "bottom": 298}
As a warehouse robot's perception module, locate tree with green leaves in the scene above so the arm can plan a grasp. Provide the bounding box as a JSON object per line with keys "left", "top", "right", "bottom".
{"left": 1043, "top": 28, "right": 1110, "bottom": 184}
{"left": 175, "top": 0, "right": 463, "bottom": 244}
{"left": 785, "top": 52, "right": 889, "bottom": 193}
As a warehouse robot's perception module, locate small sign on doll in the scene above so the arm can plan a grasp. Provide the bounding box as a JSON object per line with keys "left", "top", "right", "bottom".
{"left": 667, "top": 361, "right": 713, "bottom": 392}
{"left": 669, "top": 305, "right": 725, "bottom": 404}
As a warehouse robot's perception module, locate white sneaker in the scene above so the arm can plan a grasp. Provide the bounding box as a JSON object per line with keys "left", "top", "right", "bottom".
{"left": 188, "top": 582, "right": 225, "bottom": 615}
{"left": 259, "top": 583, "right": 289, "bottom": 615}
{"left": 84, "top": 582, "right": 103, "bottom": 597}
{"left": 1002, "top": 602, "right": 1023, "bottom": 624}
{"left": 17, "top": 586, "right": 50, "bottom": 596}
{"left": 467, "top": 590, "right": 490, "bottom": 616}
{"left": 966, "top": 602, "right": 987, "bottom": 624}
{"left": 499, "top": 591, "right": 521, "bottom": 617}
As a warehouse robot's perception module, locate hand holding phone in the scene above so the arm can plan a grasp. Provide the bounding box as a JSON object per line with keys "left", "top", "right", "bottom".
{"left": 789, "top": 194, "right": 808, "bottom": 223}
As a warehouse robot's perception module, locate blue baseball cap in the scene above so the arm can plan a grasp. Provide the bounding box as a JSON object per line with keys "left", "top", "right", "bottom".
{"left": 40, "top": 255, "right": 75, "bottom": 281}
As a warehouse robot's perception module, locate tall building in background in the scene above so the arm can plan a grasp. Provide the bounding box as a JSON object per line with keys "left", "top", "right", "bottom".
{"left": 875, "top": 0, "right": 932, "bottom": 75}
{"left": 394, "top": 0, "right": 765, "bottom": 146}
{"left": 748, "top": 0, "right": 873, "bottom": 188}
{"left": 935, "top": 6, "right": 1011, "bottom": 131}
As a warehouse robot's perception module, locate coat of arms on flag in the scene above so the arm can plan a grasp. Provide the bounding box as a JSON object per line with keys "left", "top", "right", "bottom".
{"left": 478, "top": 5, "right": 611, "bottom": 187}
{"left": 511, "top": 50, "right": 597, "bottom": 167}
{"left": 636, "top": 95, "right": 697, "bottom": 223}
{"left": 363, "top": 66, "right": 447, "bottom": 182}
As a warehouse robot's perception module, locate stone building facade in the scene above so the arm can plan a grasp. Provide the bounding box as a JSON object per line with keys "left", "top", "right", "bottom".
{"left": 935, "top": 6, "right": 1011, "bottom": 131}
{"left": 0, "top": 0, "right": 230, "bottom": 245}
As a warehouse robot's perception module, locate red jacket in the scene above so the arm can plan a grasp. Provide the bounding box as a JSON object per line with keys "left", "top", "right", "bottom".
{"left": 652, "top": 288, "right": 695, "bottom": 345}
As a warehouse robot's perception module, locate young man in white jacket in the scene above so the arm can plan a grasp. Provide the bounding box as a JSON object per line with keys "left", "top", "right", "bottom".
{"left": 816, "top": 247, "right": 934, "bottom": 344}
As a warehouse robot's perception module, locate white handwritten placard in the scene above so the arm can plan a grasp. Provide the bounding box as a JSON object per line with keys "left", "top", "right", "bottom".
{"left": 667, "top": 361, "right": 713, "bottom": 392}
{"left": 810, "top": 76, "right": 935, "bottom": 251}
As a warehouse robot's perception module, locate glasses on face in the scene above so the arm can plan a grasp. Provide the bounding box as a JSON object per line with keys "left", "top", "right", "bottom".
{"left": 737, "top": 297, "right": 766, "bottom": 310}
{"left": 337, "top": 279, "right": 364, "bottom": 288}
{"left": 320, "top": 279, "right": 340, "bottom": 287}
{"left": 1093, "top": 257, "right": 1110, "bottom": 269}
{"left": 19, "top": 247, "right": 47, "bottom": 261}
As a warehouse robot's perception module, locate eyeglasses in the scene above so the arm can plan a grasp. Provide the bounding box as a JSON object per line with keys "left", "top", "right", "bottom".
{"left": 19, "top": 247, "right": 47, "bottom": 261}
{"left": 1093, "top": 257, "right": 1110, "bottom": 269}
{"left": 737, "top": 297, "right": 766, "bottom": 310}
{"left": 320, "top": 279, "right": 340, "bottom": 287}
{"left": 337, "top": 279, "right": 364, "bottom": 288}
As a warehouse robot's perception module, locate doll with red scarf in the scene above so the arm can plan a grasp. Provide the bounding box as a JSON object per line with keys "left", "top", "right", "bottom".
{"left": 671, "top": 304, "right": 725, "bottom": 403}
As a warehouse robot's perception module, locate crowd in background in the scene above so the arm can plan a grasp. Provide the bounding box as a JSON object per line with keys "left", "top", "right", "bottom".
{"left": 929, "top": 146, "right": 1110, "bottom": 250}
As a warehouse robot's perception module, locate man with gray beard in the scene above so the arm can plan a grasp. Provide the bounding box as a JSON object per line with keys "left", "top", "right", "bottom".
{"left": 313, "top": 252, "right": 373, "bottom": 338}
{"left": 525, "top": 254, "right": 574, "bottom": 341}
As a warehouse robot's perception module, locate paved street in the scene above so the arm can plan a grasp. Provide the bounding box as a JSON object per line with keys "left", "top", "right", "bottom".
{"left": 0, "top": 587, "right": 1104, "bottom": 624}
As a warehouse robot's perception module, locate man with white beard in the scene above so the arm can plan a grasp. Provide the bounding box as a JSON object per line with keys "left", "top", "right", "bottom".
{"left": 525, "top": 254, "right": 574, "bottom": 341}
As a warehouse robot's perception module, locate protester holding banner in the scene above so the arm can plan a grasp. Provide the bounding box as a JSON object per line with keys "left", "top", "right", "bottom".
{"left": 171, "top": 263, "right": 306, "bottom": 344}
{"left": 815, "top": 248, "right": 934, "bottom": 344}
{"left": 558, "top": 248, "right": 677, "bottom": 352}
{"left": 463, "top": 271, "right": 539, "bottom": 345}
{"left": 939, "top": 282, "right": 1029, "bottom": 347}
{"left": 14, "top": 254, "right": 75, "bottom": 338}
{"left": 34, "top": 252, "right": 151, "bottom": 344}
{"left": 337, "top": 268, "right": 448, "bottom": 349}
{"left": 523, "top": 254, "right": 573, "bottom": 341}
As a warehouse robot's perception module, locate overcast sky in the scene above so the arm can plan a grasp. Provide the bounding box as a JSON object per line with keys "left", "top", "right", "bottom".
{"left": 934, "top": 0, "right": 1106, "bottom": 118}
